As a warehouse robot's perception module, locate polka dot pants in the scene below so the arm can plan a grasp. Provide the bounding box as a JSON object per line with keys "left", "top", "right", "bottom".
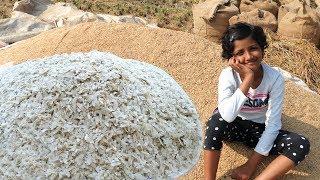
{"left": 203, "top": 111, "right": 310, "bottom": 165}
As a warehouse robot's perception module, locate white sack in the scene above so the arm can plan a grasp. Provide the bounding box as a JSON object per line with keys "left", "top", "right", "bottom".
{"left": 0, "top": 15, "right": 54, "bottom": 44}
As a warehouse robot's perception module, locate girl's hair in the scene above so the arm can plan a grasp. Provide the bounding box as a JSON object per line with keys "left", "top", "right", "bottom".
{"left": 221, "top": 22, "right": 268, "bottom": 60}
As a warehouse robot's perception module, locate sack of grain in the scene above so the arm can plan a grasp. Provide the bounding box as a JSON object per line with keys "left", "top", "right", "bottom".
{"left": 278, "top": 0, "right": 320, "bottom": 21}
{"left": 278, "top": 0, "right": 302, "bottom": 22}
{"left": 12, "top": 0, "right": 53, "bottom": 16}
{"left": 277, "top": 0, "right": 320, "bottom": 46}
{"left": 230, "top": 0, "right": 241, "bottom": 7}
{"left": 313, "top": 0, "right": 320, "bottom": 18}
{"left": 307, "top": 0, "right": 318, "bottom": 8}
{"left": 0, "top": 17, "right": 54, "bottom": 44}
{"left": 240, "top": 0, "right": 279, "bottom": 17}
{"left": 192, "top": 0, "right": 239, "bottom": 42}
{"left": 279, "top": 0, "right": 295, "bottom": 5}
{"left": 316, "top": 7, "right": 320, "bottom": 19}
{"left": 0, "top": 41, "right": 8, "bottom": 49}
{"left": 0, "top": 51, "right": 202, "bottom": 179}
{"left": 13, "top": 0, "right": 34, "bottom": 14}
{"left": 229, "top": 9, "right": 278, "bottom": 32}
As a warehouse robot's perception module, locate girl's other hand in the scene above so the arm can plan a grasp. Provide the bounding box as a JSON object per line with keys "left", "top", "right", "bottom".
{"left": 231, "top": 162, "right": 254, "bottom": 180}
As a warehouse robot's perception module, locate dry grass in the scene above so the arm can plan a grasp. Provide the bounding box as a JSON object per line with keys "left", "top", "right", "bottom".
{"left": 0, "top": 0, "right": 15, "bottom": 19}
{"left": 53, "top": 0, "right": 199, "bottom": 32}
{"left": 0, "top": 0, "right": 200, "bottom": 32}
{"left": 264, "top": 31, "right": 320, "bottom": 94}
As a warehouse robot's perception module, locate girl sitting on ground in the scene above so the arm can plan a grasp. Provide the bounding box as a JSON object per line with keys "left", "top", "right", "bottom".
{"left": 203, "top": 22, "right": 310, "bottom": 180}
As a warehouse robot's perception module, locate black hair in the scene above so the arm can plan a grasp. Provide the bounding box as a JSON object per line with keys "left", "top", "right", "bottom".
{"left": 221, "top": 22, "right": 268, "bottom": 60}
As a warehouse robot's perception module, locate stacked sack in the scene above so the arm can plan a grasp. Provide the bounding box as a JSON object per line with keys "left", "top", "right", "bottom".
{"left": 193, "top": 0, "right": 320, "bottom": 47}
{"left": 278, "top": 0, "right": 320, "bottom": 47}
{"left": 192, "top": 0, "right": 239, "bottom": 42}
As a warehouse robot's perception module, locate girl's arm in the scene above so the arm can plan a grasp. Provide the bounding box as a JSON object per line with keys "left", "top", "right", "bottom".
{"left": 218, "top": 58, "right": 253, "bottom": 122}
{"left": 254, "top": 74, "right": 284, "bottom": 156}
{"left": 217, "top": 69, "right": 247, "bottom": 122}
{"left": 232, "top": 69, "right": 285, "bottom": 179}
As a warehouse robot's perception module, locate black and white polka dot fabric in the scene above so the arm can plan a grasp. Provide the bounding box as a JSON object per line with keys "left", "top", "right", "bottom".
{"left": 203, "top": 111, "right": 310, "bottom": 165}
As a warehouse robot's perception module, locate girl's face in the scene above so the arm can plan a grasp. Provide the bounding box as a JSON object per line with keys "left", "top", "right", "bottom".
{"left": 232, "top": 36, "right": 263, "bottom": 72}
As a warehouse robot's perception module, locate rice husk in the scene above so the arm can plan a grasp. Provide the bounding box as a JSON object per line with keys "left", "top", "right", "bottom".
{"left": 0, "top": 51, "right": 202, "bottom": 179}
{"left": 0, "top": 22, "right": 319, "bottom": 179}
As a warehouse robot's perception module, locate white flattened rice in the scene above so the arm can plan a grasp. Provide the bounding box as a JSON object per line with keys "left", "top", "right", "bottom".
{"left": 0, "top": 51, "right": 202, "bottom": 179}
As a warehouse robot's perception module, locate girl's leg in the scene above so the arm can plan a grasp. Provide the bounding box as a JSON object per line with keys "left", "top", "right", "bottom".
{"left": 203, "top": 112, "right": 238, "bottom": 180}
{"left": 256, "top": 131, "right": 310, "bottom": 179}
{"left": 255, "top": 155, "right": 294, "bottom": 180}
{"left": 204, "top": 150, "right": 221, "bottom": 180}
{"left": 230, "top": 120, "right": 266, "bottom": 179}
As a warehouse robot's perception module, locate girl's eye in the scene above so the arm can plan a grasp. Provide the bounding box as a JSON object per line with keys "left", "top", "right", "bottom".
{"left": 250, "top": 46, "right": 259, "bottom": 51}
{"left": 234, "top": 51, "right": 244, "bottom": 56}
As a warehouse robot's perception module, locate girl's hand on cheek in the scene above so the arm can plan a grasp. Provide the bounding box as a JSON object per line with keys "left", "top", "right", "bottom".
{"left": 228, "top": 57, "right": 254, "bottom": 81}
{"left": 229, "top": 56, "right": 254, "bottom": 94}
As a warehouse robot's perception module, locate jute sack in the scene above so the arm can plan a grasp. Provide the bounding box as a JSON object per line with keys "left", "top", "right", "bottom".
{"left": 230, "top": 0, "right": 241, "bottom": 7}
{"left": 279, "top": 0, "right": 317, "bottom": 6}
{"left": 314, "top": 1, "right": 320, "bottom": 18}
{"left": 229, "top": 9, "right": 278, "bottom": 32}
{"left": 316, "top": 7, "right": 320, "bottom": 19}
{"left": 278, "top": 0, "right": 320, "bottom": 46}
{"left": 277, "top": 0, "right": 299, "bottom": 22}
{"left": 279, "top": 0, "right": 295, "bottom": 5}
{"left": 12, "top": 0, "right": 52, "bottom": 16}
{"left": 305, "top": 0, "right": 318, "bottom": 8}
{"left": 240, "top": 0, "right": 279, "bottom": 17}
{"left": 0, "top": 41, "right": 8, "bottom": 49}
{"left": 13, "top": 0, "right": 34, "bottom": 14}
{"left": 192, "top": 0, "right": 239, "bottom": 42}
